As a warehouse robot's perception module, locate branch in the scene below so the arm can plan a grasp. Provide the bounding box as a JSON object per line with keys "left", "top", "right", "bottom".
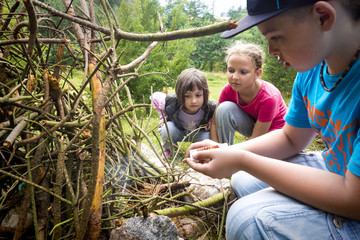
{"left": 32, "top": 0, "right": 238, "bottom": 42}
{"left": 23, "top": 0, "right": 37, "bottom": 56}
{"left": 3, "top": 112, "right": 38, "bottom": 148}
{"left": 115, "top": 41, "right": 158, "bottom": 72}
{"left": 154, "top": 189, "right": 230, "bottom": 217}
{"left": 0, "top": 38, "right": 67, "bottom": 47}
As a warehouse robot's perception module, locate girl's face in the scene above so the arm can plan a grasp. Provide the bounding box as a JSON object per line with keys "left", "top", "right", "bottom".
{"left": 183, "top": 86, "right": 204, "bottom": 114}
{"left": 227, "top": 54, "right": 261, "bottom": 93}
{"left": 257, "top": 11, "right": 327, "bottom": 73}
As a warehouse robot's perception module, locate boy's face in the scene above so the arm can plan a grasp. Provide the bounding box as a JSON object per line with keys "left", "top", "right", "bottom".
{"left": 257, "top": 11, "right": 326, "bottom": 73}
{"left": 183, "top": 86, "right": 204, "bottom": 115}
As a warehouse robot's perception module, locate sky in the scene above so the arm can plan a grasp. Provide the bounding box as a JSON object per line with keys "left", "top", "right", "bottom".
{"left": 159, "top": 0, "right": 247, "bottom": 18}
{"left": 202, "top": 0, "right": 246, "bottom": 17}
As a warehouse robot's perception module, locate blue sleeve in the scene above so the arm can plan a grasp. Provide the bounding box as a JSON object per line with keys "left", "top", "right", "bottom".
{"left": 285, "top": 73, "right": 312, "bottom": 128}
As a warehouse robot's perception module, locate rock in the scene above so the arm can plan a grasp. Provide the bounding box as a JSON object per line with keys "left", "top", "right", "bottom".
{"left": 181, "top": 169, "right": 231, "bottom": 200}
{"left": 110, "top": 215, "right": 182, "bottom": 240}
{"left": 1, "top": 208, "right": 33, "bottom": 229}
{"left": 172, "top": 217, "right": 206, "bottom": 239}
{"left": 140, "top": 142, "right": 168, "bottom": 171}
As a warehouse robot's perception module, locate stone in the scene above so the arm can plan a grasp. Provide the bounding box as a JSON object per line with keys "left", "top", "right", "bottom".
{"left": 110, "top": 215, "right": 182, "bottom": 240}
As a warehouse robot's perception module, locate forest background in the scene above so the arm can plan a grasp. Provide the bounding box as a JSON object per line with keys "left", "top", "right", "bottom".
{"left": 67, "top": 0, "right": 297, "bottom": 102}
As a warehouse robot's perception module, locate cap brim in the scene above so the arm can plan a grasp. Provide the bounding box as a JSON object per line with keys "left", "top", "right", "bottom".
{"left": 221, "top": 9, "right": 288, "bottom": 39}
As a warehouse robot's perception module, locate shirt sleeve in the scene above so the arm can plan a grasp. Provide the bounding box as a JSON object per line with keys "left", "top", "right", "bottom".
{"left": 151, "top": 92, "right": 167, "bottom": 120}
{"left": 285, "top": 74, "right": 312, "bottom": 128}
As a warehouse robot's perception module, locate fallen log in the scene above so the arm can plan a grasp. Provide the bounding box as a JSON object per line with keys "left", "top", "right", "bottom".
{"left": 154, "top": 189, "right": 230, "bottom": 218}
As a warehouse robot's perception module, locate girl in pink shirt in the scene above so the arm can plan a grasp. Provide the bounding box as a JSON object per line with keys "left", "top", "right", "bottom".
{"left": 210, "top": 40, "right": 287, "bottom": 144}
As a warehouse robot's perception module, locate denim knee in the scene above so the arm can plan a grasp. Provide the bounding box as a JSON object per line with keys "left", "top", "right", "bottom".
{"left": 226, "top": 189, "right": 278, "bottom": 240}
{"left": 226, "top": 189, "right": 342, "bottom": 240}
{"left": 231, "top": 171, "right": 269, "bottom": 198}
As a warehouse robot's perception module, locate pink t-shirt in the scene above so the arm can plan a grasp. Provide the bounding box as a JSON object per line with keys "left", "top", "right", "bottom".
{"left": 219, "top": 80, "right": 287, "bottom": 131}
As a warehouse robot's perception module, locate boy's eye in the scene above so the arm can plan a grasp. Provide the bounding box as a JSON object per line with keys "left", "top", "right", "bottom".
{"left": 227, "top": 69, "right": 235, "bottom": 73}
{"left": 270, "top": 36, "right": 280, "bottom": 41}
{"left": 241, "top": 70, "right": 248, "bottom": 74}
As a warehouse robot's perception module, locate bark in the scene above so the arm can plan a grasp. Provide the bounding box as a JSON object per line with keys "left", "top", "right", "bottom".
{"left": 22, "top": 0, "right": 37, "bottom": 56}
{"left": 83, "top": 61, "right": 106, "bottom": 240}
{"left": 53, "top": 136, "right": 66, "bottom": 239}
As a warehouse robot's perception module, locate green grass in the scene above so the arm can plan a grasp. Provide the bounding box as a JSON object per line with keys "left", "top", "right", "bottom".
{"left": 205, "top": 71, "right": 228, "bottom": 100}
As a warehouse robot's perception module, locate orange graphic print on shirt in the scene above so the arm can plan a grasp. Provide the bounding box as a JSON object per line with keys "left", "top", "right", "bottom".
{"left": 304, "top": 96, "right": 359, "bottom": 176}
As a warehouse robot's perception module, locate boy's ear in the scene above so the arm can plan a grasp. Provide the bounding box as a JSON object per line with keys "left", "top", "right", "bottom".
{"left": 312, "top": 1, "right": 336, "bottom": 31}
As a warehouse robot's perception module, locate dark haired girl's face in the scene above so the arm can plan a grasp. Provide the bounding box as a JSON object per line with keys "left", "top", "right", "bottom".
{"left": 182, "top": 86, "right": 204, "bottom": 115}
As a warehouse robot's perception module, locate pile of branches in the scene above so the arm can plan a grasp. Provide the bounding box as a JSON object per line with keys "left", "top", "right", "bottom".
{"left": 0, "top": 0, "right": 235, "bottom": 239}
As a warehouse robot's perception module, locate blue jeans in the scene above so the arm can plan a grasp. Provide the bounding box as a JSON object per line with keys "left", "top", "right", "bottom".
{"left": 227, "top": 151, "right": 360, "bottom": 240}
{"left": 215, "top": 101, "right": 255, "bottom": 145}
{"left": 158, "top": 121, "right": 209, "bottom": 151}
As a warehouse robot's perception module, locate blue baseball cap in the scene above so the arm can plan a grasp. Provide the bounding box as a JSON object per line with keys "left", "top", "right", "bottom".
{"left": 221, "top": 0, "right": 324, "bottom": 38}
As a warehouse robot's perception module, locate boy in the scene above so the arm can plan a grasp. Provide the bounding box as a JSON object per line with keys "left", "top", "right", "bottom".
{"left": 184, "top": 0, "right": 360, "bottom": 239}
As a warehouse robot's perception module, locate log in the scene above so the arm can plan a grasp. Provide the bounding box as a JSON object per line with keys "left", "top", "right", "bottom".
{"left": 154, "top": 189, "right": 230, "bottom": 217}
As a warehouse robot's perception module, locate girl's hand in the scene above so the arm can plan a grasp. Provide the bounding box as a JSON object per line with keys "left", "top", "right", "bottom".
{"left": 159, "top": 119, "right": 165, "bottom": 127}
{"left": 204, "top": 124, "right": 210, "bottom": 131}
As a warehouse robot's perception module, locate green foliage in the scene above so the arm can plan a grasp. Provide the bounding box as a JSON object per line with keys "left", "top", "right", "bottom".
{"left": 262, "top": 55, "right": 297, "bottom": 99}
{"left": 227, "top": 5, "right": 247, "bottom": 20}
{"left": 190, "top": 33, "right": 228, "bottom": 72}
{"left": 113, "top": 0, "right": 198, "bottom": 103}
{"left": 189, "top": 6, "right": 246, "bottom": 72}
{"left": 110, "top": 0, "right": 296, "bottom": 103}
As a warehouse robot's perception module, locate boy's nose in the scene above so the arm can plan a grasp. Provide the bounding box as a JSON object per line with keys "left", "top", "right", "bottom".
{"left": 268, "top": 43, "right": 279, "bottom": 56}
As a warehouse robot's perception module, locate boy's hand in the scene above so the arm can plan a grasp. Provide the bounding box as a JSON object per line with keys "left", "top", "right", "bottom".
{"left": 184, "top": 144, "right": 243, "bottom": 179}
{"left": 186, "top": 139, "right": 218, "bottom": 158}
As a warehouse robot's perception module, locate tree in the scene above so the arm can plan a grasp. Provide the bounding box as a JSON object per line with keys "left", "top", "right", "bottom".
{"left": 190, "top": 33, "right": 227, "bottom": 72}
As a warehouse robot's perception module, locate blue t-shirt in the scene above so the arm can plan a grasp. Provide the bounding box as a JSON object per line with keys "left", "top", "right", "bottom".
{"left": 285, "top": 59, "right": 360, "bottom": 177}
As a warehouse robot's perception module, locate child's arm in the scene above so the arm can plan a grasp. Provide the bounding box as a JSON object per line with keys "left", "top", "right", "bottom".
{"left": 151, "top": 92, "right": 167, "bottom": 125}
{"left": 248, "top": 120, "right": 272, "bottom": 140}
{"left": 185, "top": 124, "right": 360, "bottom": 220}
{"left": 209, "top": 104, "right": 219, "bottom": 142}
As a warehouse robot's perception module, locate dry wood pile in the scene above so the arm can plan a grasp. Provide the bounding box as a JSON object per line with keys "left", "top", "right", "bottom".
{"left": 0, "top": 0, "right": 236, "bottom": 239}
